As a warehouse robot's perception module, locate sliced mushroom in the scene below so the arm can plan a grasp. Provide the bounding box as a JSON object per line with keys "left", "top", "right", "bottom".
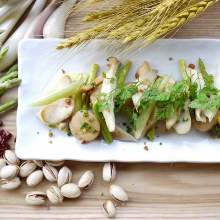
{"left": 166, "top": 111, "right": 179, "bottom": 130}
{"left": 69, "top": 110, "right": 100, "bottom": 143}
{"left": 135, "top": 61, "right": 157, "bottom": 82}
{"left": 193, "top": 110, "right": 219, "bottom": 132}
{"left": 39, "top": 98, "right": 74, "bottom": 126}
{"left": 174, "top": 101, "right": 191, "bottom": 134}
{"left": 112, "top": 126, "right": 136, "bottom": 142}
{"left": 195, "top": 109, "right": 207, "bottom": 123}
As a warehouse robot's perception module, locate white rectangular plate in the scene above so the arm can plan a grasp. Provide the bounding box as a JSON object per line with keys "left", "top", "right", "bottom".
{"left": 16, "top": 38, "right": 220, "bottom": 162}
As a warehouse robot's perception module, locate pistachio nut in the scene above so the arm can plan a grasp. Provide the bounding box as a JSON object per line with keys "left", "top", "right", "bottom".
{"left": 109, "top": 184, "right": 128, "bottom": 203}
{"left": 103, "top": 200, "right": 116, "bottom": 218}
{"left": 45, "top": 160, "right": 64, "bottom": 167}
{"left": 3, "top": 150, "right": 20, "bottom": 165}
{"left": 46, "top": 185, "right": 63, "bottom": 204}
{"left": 61, "top": 183, "right": 81, "bottom": 198}
{"left": 0, "top": 177, "right": 21, "bottom": 190}
{"left": 26, "top": 170, "right": 43, "bottom": 187}
{"left": 42, "top": 165, "right": 58, "bottom": 182}
{"left": 78, "top": 170, "right": 94, "bottom": 189}
{"left": 0, "top": 158, "right": 6, "bottom": 170}
{"left": 57, "top": 166, "right": 72, "bottom": 187}
{"left": 0, "top": 164, "right": 19, "bottom": 179}
{"left": 19, "top": 161, "right": 37, "bottom": 178}
{"left": 25, "top": 191, "right": 47, "bottom": 206}
{"left": 33, "top": 160, "right": 44, "bottom": 168}
{"left": 103, "top": 162, "right": 116, "bottom": 182}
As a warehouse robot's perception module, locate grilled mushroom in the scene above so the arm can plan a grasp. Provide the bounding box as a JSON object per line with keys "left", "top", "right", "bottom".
{"left": 69, "top": 110, "right": 100, "bottom": 143}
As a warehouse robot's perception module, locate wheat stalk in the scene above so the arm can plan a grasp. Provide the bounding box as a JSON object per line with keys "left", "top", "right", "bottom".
{"left": 145, "top": 0, "right": 219, "bottom": 44}
{"left": 107, "top": 0, "right": 194, "bottom": 40}
{"left": 57, "top": 0, "right": 161, "bottom": 49}
{"left": 57, "top": 0, "right": 219, "bottom": 49}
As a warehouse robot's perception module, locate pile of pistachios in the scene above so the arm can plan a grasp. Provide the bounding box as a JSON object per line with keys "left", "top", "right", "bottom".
{"left": 102, "top": 162, "right": 129, "bottom": 218}
{"left": 0, "top": 150, "right": 128, "bottom": 218}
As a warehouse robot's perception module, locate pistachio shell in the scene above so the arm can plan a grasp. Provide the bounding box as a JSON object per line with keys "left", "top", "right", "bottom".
{"left": 0, "top": 158, "right": 6, "bottom": 170}
{"left": 33, "top": 160, "right": 44, "bottom": 168}
{"left": 42, "top": 165, "right": 58, "bottom": 182}
{"left": 25, "top": 191, "right": 47, "bottom": 206}
{"left": 0, "top": 164, "right": 19, "bottom": 179}
{"left": 109, "top": 184, "right": 128, "bottom": 202}
{"left": 0, "top": 177, "right": 21, "bottom": 190}
{"left": 45, "top": 160, "right": 64, "bottom": 167}
{"left": 103, "top": 200, "right": 116, "bottom": 218}
{"left": 57, "top": 166, "right": 72, "bottom": 187}
{"left": 4, "top": 150, "right": 20, "bottom": 165}
{"left": 46, "top": 185, "right": 63, "bottom": 204}
{"left": 19, "top": 161, "right": 37, "bottom": 178}
{"left": 26, "top": 170, "right": 43, "bottom": 187}
{"left": 103, "top": 162, "right": 116, "bottom": 182}
{"left": 78, "top": 170, "right": 94, "bottom": 189}
{"left": 61, "top": 183, "right": 81, "bottom": 198}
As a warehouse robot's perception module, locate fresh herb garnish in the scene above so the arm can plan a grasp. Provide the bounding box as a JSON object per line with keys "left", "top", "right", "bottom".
{"left": 114, "top": 83, "right": 138, "bottom": 111}
{"left": 80, "top": 122, "right": 97, "bottom": 133}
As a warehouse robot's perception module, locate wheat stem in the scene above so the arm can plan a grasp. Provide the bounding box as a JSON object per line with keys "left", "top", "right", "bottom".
{"left": 58, "top": 0, "right": 219, "bottom": 49}
{"left": 146, "top": 0, "right": 218, "bottom": 44}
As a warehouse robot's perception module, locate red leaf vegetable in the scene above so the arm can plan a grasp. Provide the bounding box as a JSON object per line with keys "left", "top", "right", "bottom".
{"left": 0, "top": 129, "right": 12, "bottom": 158}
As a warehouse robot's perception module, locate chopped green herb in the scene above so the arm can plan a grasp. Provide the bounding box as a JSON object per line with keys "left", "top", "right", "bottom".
{"left": 110, "top": 77, "right": 116, "bottom": 84}
{"left": 114, "top": 83, "right": 138, "bottom": 111}
{"left": 102, "top": 72, "right": 106, "bottom": 78}
{"left": 80, "top": 122, "right": 97, "bottom": 133}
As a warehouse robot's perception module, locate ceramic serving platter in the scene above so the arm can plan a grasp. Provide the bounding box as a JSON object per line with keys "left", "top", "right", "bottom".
{"left": 16, "top": 38, "right": 220, "bottom": 162}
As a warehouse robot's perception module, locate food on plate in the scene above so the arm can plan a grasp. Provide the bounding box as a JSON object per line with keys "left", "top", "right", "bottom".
{"left": 34, "top": 58, "right": 220, "bottom": 144}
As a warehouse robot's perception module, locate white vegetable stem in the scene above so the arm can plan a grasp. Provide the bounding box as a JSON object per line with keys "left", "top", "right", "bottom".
{"left": 132, "top": 61, "right": 157, "bottom": 109}
{"left": 43, "top": 0, "right": 77, "bottom": 38}
{"left": 0, "top": 0, "right": 33, "bottom": 45}
{"left": 25, "top": 0, "right": 60, "bottom": 38}
{"left": 0, "top": 0, "right": 46, "bottom": 72}
{"left": 186, "top": 67, "right": 216, "bottom": 122}
{"left": 0, "top": 3, "right": 17, "bottom": 22}
{"left": 174, "top": 100, "right": 191, "bottom": 134}
{"left": 101, "top": 57, "right": 120, "bottom": 132}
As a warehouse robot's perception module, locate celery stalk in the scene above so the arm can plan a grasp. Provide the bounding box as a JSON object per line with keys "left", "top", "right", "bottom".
{"left": 93, "top": 102, "right": 113, "bottom": 144}
{"left": 179, "top": 59, "right": 188, "bottom": 80}
{"left": 87, "top": 64, "right": 99, "bottom": 84}
{"left": 133, "top": 76, "right": 169, "bottom": 139}
{"left": 117, "top": 60, "right": 132, "bottom": 88}
{"left": 74, "top": 92, "right": 82, "bottom": 112}
{"left": 32, "top": 76, "right": 85, "bottom": 107}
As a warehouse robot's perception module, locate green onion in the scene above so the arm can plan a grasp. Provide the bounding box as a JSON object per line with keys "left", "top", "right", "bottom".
{"left": 0, "top": 99, "right": 17, "bottom": 114}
